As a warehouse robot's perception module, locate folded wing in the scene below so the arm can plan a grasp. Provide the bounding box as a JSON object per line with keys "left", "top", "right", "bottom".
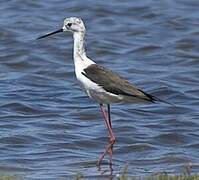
{"left": 82, "top": 64, "right": 157, "bottom": 103}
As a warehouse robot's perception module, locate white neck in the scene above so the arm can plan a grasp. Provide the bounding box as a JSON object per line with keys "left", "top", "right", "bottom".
{"left": 72, "top": 31, "right": 95, "bottom": 69}
{"left": 73, "top": 31, "right": 86, "bottom": 58}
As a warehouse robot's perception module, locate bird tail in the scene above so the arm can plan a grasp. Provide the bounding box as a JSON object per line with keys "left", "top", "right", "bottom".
{"left": 140, "top": 89, "right": 175, "bottom": 107}
{"left": 151, "top": 94, "right": 175, "bottom": 107}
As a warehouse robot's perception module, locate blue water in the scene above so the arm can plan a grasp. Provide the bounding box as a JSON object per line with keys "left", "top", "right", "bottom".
{"left": 0, "top": 0, "right": 199, "bottom": 179}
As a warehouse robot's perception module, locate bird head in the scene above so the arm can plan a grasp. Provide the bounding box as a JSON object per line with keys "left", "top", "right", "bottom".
{"left": 63, "top": 17, "right": 85, "bottom": 33}
{"left": 37, "top": 17, "right": 85, "bottom": 40}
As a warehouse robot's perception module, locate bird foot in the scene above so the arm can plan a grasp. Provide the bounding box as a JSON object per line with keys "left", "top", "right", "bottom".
{"left": 97, "top": 138, "right": 116, "bottom": 168}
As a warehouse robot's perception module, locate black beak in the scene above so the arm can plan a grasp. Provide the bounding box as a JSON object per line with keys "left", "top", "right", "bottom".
{"left": 36, "top": 28, "right": 63, "bottom": 40}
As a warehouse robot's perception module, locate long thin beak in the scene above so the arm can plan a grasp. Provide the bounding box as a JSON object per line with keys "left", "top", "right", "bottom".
{"left": 36, "top": 28, "right": 63, "bottom": 40}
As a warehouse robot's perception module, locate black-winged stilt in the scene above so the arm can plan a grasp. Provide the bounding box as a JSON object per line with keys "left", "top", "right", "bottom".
{"left": 37, "top": 17, "right": 159, "bottom": 168}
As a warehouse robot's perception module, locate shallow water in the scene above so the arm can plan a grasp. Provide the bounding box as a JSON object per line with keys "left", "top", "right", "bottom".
{"left": 0, "top": 0, "right": 199, "bottom": 179}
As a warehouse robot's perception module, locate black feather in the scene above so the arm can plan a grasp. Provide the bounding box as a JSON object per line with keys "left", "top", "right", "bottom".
{"left": 82, "top": 64, "right": 156, "bottom": 103}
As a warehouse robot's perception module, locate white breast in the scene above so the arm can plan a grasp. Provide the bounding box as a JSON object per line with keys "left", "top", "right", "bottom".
{"left": 74, "top": 54, "right": 120, "bottom": 103}
{"left": 74, "top": 55, "right": 102, "bottom": 97}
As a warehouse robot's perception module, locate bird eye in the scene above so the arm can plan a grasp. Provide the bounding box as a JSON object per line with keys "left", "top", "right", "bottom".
{"left": 67, "top": 23, "right": 72, "bottom": 27}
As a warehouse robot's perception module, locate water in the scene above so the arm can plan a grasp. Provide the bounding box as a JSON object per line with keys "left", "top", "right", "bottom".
{"left": 0, "top": 0, "right": 199, "bottom": 179}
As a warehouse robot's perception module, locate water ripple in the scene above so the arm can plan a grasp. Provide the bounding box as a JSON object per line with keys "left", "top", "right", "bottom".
{"left": 0, "top": 0, "right": 199, "bottom": 178}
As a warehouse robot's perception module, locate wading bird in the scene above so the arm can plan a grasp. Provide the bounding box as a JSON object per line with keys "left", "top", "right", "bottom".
{"left": 37, "top": 17, "right": 159, "bottom": 168}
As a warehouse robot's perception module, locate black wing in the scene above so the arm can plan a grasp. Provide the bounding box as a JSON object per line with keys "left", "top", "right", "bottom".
{"left": 82, "top": 64, "right": 156, "bottom": 102}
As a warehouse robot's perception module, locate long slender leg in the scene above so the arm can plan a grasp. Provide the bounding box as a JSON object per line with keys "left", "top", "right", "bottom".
{"left": 97, "top": 104, "right": 115, "bottom": 167}
{"left": 107, "top": 104, "right": 111, "bottom": 128}
{"left": 107, "top": 104, "right": 113, "bottom": 165}
{"left": 100, "top": 104, "right": 114, "bottom": 138}
{"left": 107, "top": 104, "right": 114, "bottom": 174}
{"left": 100, "top": 104, "right": 111, "bottom": 137}
{"left": 98, "top": 104, "right": 114, "bottom": 166}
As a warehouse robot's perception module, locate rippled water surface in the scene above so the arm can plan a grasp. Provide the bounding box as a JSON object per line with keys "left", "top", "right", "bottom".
{"left": 0, "top": 0, "right": 199, "bottom": 179}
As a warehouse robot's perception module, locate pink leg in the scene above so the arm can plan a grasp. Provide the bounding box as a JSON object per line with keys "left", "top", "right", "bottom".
{"left": 107, "top": 104, "right": 113, "bottom": 164}
{"left": 97, "top": 104, "right": 115, "bottom": 167}
{"left": 97, "top": 104, "right": 112, "bottom": 166}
